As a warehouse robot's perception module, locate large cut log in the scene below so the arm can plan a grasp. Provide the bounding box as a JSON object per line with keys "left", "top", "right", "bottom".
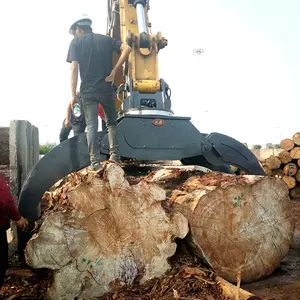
{"left": 290, "top": 147, "right": 300, "bottom": 159}
{"left": 265, "top": 155, "right": 281, "bottom": 170}
{"left": 25, "top": 164, "right": 189, "bottom": 300}
{"left": 162, "top": 172, "right": 294, "bottom": 284}
{"left": 280, "top": 138, "right": 294, "bottom": 151}
{"left": 278, "top": 150, "right": 292, "bottom": 164}
{"left": 292, "top": 132, "right": 300, "bottom": 146}
{"left": 0, "top": 127, "right": 9, "bottom": 165}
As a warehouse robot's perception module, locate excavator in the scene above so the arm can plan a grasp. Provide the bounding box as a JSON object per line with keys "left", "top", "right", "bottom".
{"left": 18, "top": 0, "right": 265, "bottom": 222}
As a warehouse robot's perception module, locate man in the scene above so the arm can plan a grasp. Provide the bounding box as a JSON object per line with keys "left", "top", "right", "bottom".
{"left": 66, "top": 15, "right": 131, "bottom": 171}
{"left": 0, "top": 174, "right": 28, "bottom": 289}
{"left": 59, "top": 93, "right": 86, "bottom": 143}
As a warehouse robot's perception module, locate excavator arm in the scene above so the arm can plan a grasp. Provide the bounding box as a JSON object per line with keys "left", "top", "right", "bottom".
{"left": 18, "top": 1, "right": 265, "bottom": 222}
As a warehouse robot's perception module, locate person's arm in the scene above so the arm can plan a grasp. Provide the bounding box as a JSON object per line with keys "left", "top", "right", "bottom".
{"left": 0, "top": 175, "right": 28, "bottom": 228}
{"left": 64, "top": 101, "right": 72, "bottom": 128}
{"left": 70, "top": 61, "right": 79, "bottom": 106}
{"left": 66, "top": 38, "right": 79, "bottom": 107}
{"left": 105, "top": 42, "right": 132, "bottom": 82}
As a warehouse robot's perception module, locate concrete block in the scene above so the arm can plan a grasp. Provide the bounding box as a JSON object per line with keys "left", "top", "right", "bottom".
{"left": 8, "top": 120, "right": 39, "bottom": 257}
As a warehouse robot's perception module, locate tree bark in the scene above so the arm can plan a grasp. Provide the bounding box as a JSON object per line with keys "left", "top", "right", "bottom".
{"left": 278, "top": 150, "right": 292, "bottom": 164}
{"left": 168, "top": 173, "right": 294, "bottom": 284}
{"left": 25, "top": 164, "right": 189, "bottom": 300}
{"left": 280, "top": 138, "right": 294, "bottom": 151}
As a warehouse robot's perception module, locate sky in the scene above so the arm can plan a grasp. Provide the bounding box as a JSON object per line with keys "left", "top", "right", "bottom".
{"left": 1, "top": 0, "right": 299, "bottom": 145}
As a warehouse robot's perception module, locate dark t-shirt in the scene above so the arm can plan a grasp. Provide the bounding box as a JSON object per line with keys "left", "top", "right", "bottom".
{"left": 66, "top": 33, "right": 122, "bottom": 94}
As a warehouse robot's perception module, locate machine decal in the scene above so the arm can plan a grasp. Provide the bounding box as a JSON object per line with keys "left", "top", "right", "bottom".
{"left": 152, "top": 119, "right": 165, "bottom": 126}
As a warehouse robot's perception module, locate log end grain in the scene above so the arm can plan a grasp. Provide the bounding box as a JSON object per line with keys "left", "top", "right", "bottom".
{"left": 280, "top": 139, "right": 294, "bottom": 151}
{"left": 25, "top": 164, "right": 189, "bottom": 300}
{"left": 292, "top": 132, "right": 300, "bottom": 146}
{"left": 172, "top": 174, "right": 295, "bottom": 284}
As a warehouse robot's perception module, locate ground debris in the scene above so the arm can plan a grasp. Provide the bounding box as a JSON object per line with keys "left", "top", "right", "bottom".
{"left": 0, "top": 268, "right": 52, "bottom": 300}
{"left": 99, "top": 249, "right": 224, "bottom": 300}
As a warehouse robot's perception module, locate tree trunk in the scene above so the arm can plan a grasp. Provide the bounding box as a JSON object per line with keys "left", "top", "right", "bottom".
{"left": 278, "top": 150, "right": 292, "bottom": 164}
{"left": 265, "top": 155, "right": 281, "bottom": 170}
{"left": 280, "top": 138, "right": 294, "bottom": 151}
{"left": 282, "top": 175, "right": 296, "bottom": 189}
{"left": 0, "top": 127, "right": 9, "bottom": 165}
{"left": 290, "top": 147, "right": 300, "bottom": 159}
{"left": 290, "top": 187, "right": 300, "bottom": 199}
{"left": 292, "top": 132, "right": 300, "bottom": 146}
{"left": 168, "top": 173, "right": 294, "bottom": 284}
{"left": 25, "top": 164, "right": 189, "bottom": 300}
{"left": 283, "top": 163, "right": 298, "bottom": 176}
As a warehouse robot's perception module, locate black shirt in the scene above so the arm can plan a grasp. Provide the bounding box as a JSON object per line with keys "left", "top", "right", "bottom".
{"left": 66, "top": 33, "right": 122, "bottom": 94}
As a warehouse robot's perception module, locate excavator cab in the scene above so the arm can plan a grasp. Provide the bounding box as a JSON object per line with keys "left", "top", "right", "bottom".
{"left": 18, "top": 0, "right": 265, "bottom": 222}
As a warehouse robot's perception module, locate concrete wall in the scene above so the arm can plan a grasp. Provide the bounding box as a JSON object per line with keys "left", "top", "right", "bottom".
{"left": 8, "top": 120, "right": 39, "bottom": 258}
{"left": 9, "top": 120, "right": 39, "bottom": 202}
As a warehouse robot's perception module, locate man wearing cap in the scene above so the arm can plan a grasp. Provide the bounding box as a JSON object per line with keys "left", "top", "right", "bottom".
{"left": 66, "top": 15, "right": 131, "bottom": 172}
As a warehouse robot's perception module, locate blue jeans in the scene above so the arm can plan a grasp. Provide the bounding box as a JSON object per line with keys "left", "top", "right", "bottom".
{"left": 81, "top": 92, "right": 119, "bottom": 163}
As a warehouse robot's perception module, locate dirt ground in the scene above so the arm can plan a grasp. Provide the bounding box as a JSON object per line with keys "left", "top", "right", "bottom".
{"left": 242, "top": 200, "right": 300, "bottom": 300}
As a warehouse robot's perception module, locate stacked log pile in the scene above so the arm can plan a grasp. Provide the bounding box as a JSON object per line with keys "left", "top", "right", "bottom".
{"left": 260, "top": 132, "right": 300, "bottom": 199}
{"left": 24, "top": 163, "right": 294, "bottom": 299}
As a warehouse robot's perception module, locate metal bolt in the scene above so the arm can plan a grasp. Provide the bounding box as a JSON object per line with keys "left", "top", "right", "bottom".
{"left": 143, "top": 145, "right": 146, "bottom": 148}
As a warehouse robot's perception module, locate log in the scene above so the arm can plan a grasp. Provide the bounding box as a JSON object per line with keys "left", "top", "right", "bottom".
{"left": 167, "top": 173, "right": 294, "bottom": 283}
{"left": 265, "top": 155, "right": 281, "bottom": 170}
{"left": 298, "top": 159, "right": 300, "bottom": 168}
{"left": 272, "top": 168, "right": 284, "bottom": 178}
{"left": 25, "top": 164, "right": 189, "bottom": 300}
{"left": 283, "top": 163, "right": 298, "bottom": 176}
{"left": 278, "top": 150, "right": 292, "bottom": 164}
{"left": 0, "top": 127, "right": 9, "bottom": 165}
{"left": 290, "top": 147, "right": 300, "bottom": 159}
{"left": 282, "top": 175, "right": 296, "bottom": 189}
{"left": 262, "top": 165, "right": 272, "bottom": 177}
{"left": 280, "top": 138, "right": 294, "bottom": 151}
{"left": 290, "top": 187, "right": 300, "bottom": 199}
{"left": 295, "top": 170, "right": 300, "bottom": 182}
{"left": 292, "top": 132, "right": 300, "bottom": 146}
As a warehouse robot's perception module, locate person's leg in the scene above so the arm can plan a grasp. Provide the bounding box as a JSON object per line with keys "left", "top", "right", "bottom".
{"left": 81, "top": 94, "right": 102, "bottom": 168}
{"left": 0, "top": 227, "right": 8, "bottom": 289}
{"left": 98, "top": 92, "right": 120, "bottom": 162}
{"left": 59, "top": 119, "right": 71, "bottom": 143}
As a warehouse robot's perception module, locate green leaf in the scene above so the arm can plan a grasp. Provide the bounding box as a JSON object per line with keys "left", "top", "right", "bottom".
{"left": 82, "top": 258, "right": 87, "bottom": 263}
